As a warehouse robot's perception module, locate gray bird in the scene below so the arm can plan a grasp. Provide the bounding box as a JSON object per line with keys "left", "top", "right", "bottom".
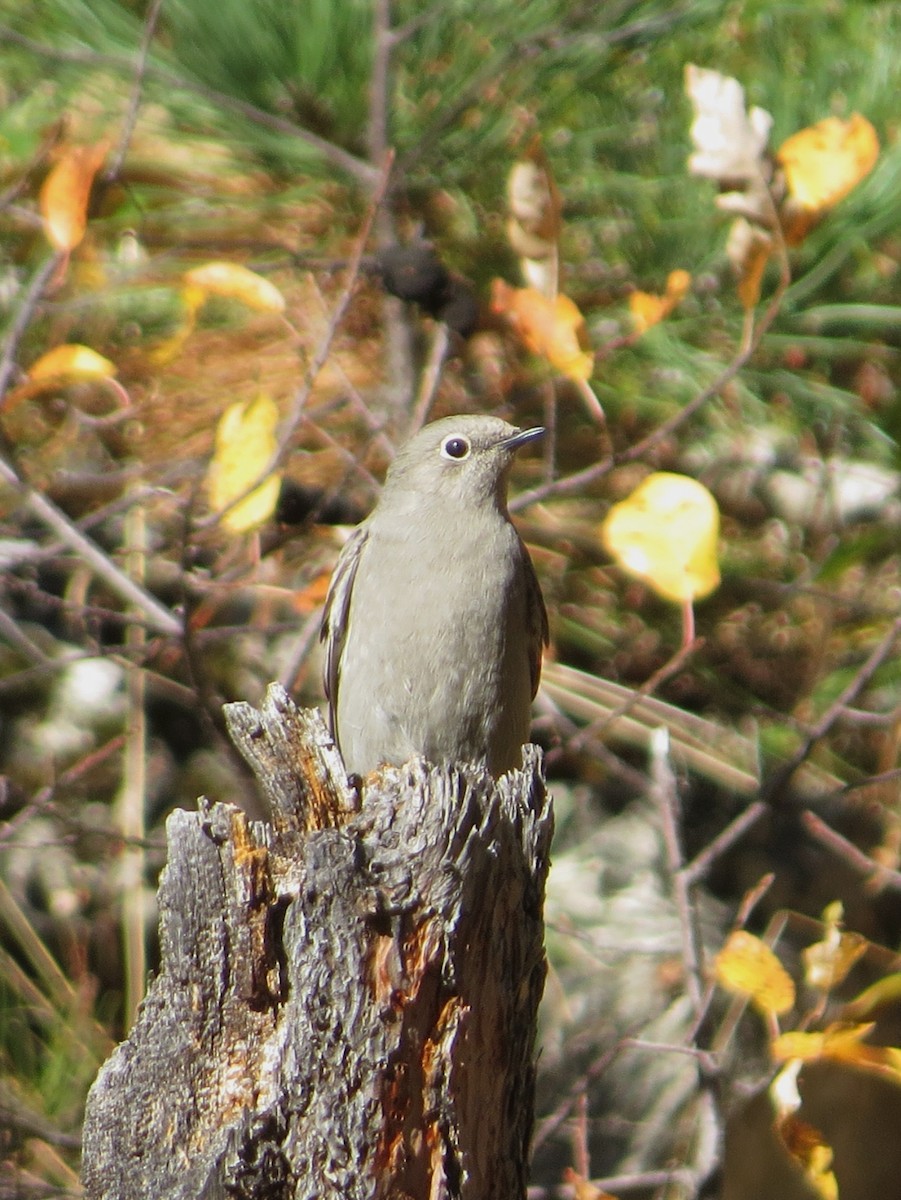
{"left": 321, "top": 415, "right": 548, "bottom": 779}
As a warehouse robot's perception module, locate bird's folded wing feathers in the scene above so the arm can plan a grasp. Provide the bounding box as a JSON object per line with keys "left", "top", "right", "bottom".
{"left": 320, "top": 525, "right": 368, "bottom": 732}
{"left": 523, "top": 541, "right": 549, "bottom": 699}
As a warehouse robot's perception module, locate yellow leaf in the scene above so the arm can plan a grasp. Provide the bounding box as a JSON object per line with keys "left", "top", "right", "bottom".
{"left": 39, "top": 142, "right": 108, "bottom": 252}
{"left": 629, "top": 269, "right": 691, "bottom": 333}
{"left": 778, "top": 113, "right": 879, "bottom": 213}
{"left": 714, "top": 930, "right": 795, "bottom": 1017}
{"left": 776, "top": 1112, "right": 838, "bottom": 1200}
{"left": 844, "top": 972, "right": 901, "bottom": 1022}
{"left": 490, "top": 280, "right": 594, "bottom": 383}
{"left": 601, "top": 473, "right": 720, "bottom": 605}
{"left": 803, "top": 901, "right": 868, "bottom": 993}
{"left": 183, "top": 262, "right": 286, "bottom": 313}
{"left": 207, "top": 393, "right": 281, "bottom": 534}
{"left": 29, "top": 344, "right": 117, "bottom": 381}
{"left": 773, "top": 1022, "right": 901, "bottom": 1086}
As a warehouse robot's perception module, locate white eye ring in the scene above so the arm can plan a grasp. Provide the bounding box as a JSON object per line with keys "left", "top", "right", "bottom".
{"left": 440, "top": 434, "right": 471, "bottom": 461}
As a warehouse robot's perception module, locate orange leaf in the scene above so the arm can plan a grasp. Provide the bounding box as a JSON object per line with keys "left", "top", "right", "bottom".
{"left": 183, "top": 262, "right": 286, "bottom": 313}
{"left": 601, "top": 472, "right": 720, "bottom": 605}
{"left": 777, "top": 113, "right": 879, "bottom": 213}
{"left": 490, "top": 279, "right": 593, "bottom": 382}
{"left": 714, "top": 930, "right": 794, "bottom": 1017}
{"left": 39, "top": 142, "right": 108, "bottom": 252}
{"left": 629, "top": 269, "right": 691, "bottom": 333}
{"left": 292, "top": 570, "right": 331, "bottom": 615}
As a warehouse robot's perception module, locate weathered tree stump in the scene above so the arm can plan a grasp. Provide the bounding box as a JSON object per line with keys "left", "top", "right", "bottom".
{"left": 81, "top": 685, "right": 553, "bottom": 1200}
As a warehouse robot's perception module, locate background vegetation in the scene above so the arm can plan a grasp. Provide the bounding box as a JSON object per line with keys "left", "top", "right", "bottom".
{"left": 1, "top": 1, "right": 900, "bottom": 1197}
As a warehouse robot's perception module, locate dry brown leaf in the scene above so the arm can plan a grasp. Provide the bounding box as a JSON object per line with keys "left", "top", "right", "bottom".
{"left": 292, "top": 570, "right": 331, "bottom": 614}
{"left": 507, "top": 135, "right": 562, "bottom": 298}
{"left": 684, "top": 64, "right": 773, "bottom": 224}
{"left": 778, "top": 1115, "right": 838, "bottom": 1200}
{"left": 726, "top": 219, "right": 774, "bottom": 311}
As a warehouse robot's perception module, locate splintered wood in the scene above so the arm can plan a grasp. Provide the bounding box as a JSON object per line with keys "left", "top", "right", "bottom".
{"left": 82, "top": 685, "right": 552, "bottom": 1200}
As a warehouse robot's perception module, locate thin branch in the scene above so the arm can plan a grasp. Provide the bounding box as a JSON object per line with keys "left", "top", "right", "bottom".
{"left": 407, "top": 322, "right": 450, "bottom": 434}
{"left": 570, "top": 637, "right": 702, "bottom": 750}
{"left": 0, "top": 454, "right": 181, "bottom": 637}
{"left": 104, "top": 0, "right": 165, "bottom": 182}
{"left": 531, "top": 1041, "right": 626, "bottom": 1153}
{"left": 367, "top": 0, "right": 392, "bottom": 168}
{"left": 0, "top": 252, "right": 62, "bottom": 402}
{"left": 278, "top": 607, "right": 324, "bottom": 692}
{"left": 802, "top": 810, "right": 901, "bottom": 893}
{"left": 764, "top": 613, "right": 901, "bottom": 800}
{"left": 683, "top": 801, "right": 769, "bottom": 887}
{"left": 651, "top": 727, "right": 705, "bottom": 1018}
{"left": 116, "top": 499, "right": 149, "bottom": 1029}
{"left": 688, "top": 872, "right": 776, "bottom": 1047}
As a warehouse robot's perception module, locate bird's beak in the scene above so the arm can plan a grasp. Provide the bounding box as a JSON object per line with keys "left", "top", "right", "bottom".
{"left": 503, "top": 426, "right": 544, "bottom": 451}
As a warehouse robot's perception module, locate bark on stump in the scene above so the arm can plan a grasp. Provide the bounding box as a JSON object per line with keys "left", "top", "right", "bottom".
{"left": 81, "top": 684, "right": 553, "bottom": 1200}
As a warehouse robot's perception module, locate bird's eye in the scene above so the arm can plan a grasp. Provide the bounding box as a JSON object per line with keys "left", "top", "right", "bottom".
{"left": 440, "top": 435, "right": 471, "bottom": 461}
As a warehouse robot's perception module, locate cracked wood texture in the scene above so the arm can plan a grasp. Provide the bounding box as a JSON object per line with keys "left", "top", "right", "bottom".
{"left": 81, "top": 684, "right": 553, "bottom": 1200}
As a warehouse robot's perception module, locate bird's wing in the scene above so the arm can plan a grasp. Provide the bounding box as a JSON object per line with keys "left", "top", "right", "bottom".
{"left": 320, "top": 524, "right": 368, "bottom": 737}
{"left": 522, "top": 540, "right": 549, "bottom": 699}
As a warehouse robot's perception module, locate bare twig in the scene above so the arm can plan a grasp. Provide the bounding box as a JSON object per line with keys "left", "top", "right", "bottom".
{"left": 278, "top": 607, "right": 325, "bottom": 692}
{"left": 407, "top": 322, "right": 450, "bottom": 434}
{"left": 683, "top": 802, "right": 769, "bottom": 887}
{"left": 104, "top": 0, "right": 165, "bottom": 182}
{"left": 764, "top": 613, "right": 901, "bottom": 800}
{"left": 0, "top": 252, "right": 62, "bottom": 402}
{"left": 0, "top": 454, "right": 181, "bottom": 637}
{"left": 651, "top": 727, "right": 706, "bottom": 1019}
{"left": 531, "top": 1042, "right": 626, "bottom": 1153}
{"left": 368, "top": 0, "right": 391, "bottom": 168}
{"left": 687, "top": 872, "right": 776, "bottom": 1047}
{"left": 116, "top": 499, "right": 149, "bottom": 1028}
{"left": 570, "top": 637, "right": 702, "bottom": 750}
{"left": 802, "top": 810, "right": 901, "bottom": 893}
